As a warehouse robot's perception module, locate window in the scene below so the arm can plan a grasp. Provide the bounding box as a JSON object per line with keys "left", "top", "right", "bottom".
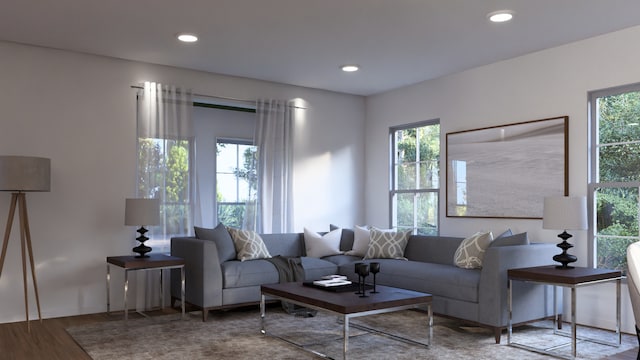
{"left": 589, "top": 83, "right": 640, "bottom": 270}
{"left": 390, "top": 120, "right": 440, "bottom": 235}
{"left": 137, "top": 138, "right": 194, "bottom": 253}
{"left": 216, "top": 139, "right": 258, "bottom": 230}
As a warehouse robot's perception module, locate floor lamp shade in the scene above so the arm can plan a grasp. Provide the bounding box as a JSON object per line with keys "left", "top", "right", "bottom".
{"left": 543, "top": 196, "right": 587, "bottom": 269}
{"left": 0, "top": 155, "right": 51, "bottom": 332}
{"left": 125, "top": 198, "right": 160, "bottom": 258}
{"left": 0, "top": 156, "right": 51, "bottom": 192}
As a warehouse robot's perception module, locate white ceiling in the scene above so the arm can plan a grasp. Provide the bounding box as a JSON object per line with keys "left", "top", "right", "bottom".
{"left": 3, "top": 0, "right": 640, "bottom": 96}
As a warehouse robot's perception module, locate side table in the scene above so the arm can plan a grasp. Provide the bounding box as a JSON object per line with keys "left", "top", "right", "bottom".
{"left": 507, "top": 265, "right": 622, "bottom": 359}
{"left": 106, "top": 254, "right": 185, "bottom": 320}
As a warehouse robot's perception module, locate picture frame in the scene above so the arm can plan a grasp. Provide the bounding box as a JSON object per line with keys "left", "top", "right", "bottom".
{"left": 446, "top": 116, "right": 568, "bottom": 219}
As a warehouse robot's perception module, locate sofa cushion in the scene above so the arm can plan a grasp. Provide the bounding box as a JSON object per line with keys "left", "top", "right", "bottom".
{"left": 453, "top": 231, "right": 493, "bottom": 269}
{"left": 300, "top": 257, "right": 339, "bottom": 281}
{"left": 194, "top": 223, "right": 236, "bottom": 262}
{"left": 495, "top": 229, "right": 513, "bottom": 239}
{"left": 404, "top": 235, "right": 464, "bottom": 265}
{"left": 489, "top": 232, "right": 529, "bottom": 247}
{"left": 330, "top": 224, "right": 355, "bottom": 252}
{"left": 227, "top": 227, "right": 272, "bottom": 261}
{"left": 364, "top": 228, "right": 410, "bottom": 260}
{"left": 261, "top": 233, "right": 305, "bottom": 257}
{"left": 337, "top": 259, "right": 481, "bottom": 303}
{"left": 304, "top": 227, "right": 343, "bottom": 258}
{"left": 221, "top": 259, "right": 279, "bottom": 288}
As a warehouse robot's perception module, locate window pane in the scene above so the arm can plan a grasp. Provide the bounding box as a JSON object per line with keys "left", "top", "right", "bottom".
{"left": 595, "top": 187, "right": 639, "bottom": 236}
{"left": 598, "top": 143, "right": 640, "bottom": 182}
{"left": 597, "top": 91, "right": 640, "bottom": 144}
{"left": 216, "top": 140, "right": 258, "bottom": 230}
{"left": 393, "top": 192, "right": 438, "bottom": 235}
{"left": 595, "top": 186, "right": 639, "bottom": 270}
{"left": 218, "top": 203, "right": 246, "bottom": 229}
{"left": 397, "top": 164, "right": 416, "bottom": 190}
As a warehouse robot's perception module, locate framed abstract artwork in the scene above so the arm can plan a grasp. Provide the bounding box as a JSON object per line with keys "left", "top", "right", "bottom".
{"left": 446, "top": 116, "right": 568, "bottom": 218}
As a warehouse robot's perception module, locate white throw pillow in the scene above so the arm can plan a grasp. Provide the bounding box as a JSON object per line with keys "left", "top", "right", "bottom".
{"left": 304, "top": 227, "right": 343, "bottom": 258}
{"left": 227, "top": 227, "right": 272, "bottom": 261}
{"left": 345, "top": 225, "right": 371, "bottom": 257}
{"left": 364, "top": 228, "right": 410, "bottom": 260}
{"left": 453, "top": 231, "right": 494, "bottom": 269}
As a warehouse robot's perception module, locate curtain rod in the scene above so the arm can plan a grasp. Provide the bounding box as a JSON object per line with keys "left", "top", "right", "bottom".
{"left": 130, "top": 85, "right": 307, "bottom": 109}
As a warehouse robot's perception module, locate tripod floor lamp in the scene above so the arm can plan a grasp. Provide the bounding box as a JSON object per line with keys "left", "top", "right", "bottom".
{"left": 0, "top": 156, "right": 51, "bottom": 331}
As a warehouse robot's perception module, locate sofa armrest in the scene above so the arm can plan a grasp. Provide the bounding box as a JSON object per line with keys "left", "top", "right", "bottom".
{"left": 478, "top": 243, "right": 559, "bottom": 327}
{"left": 170, "top": 237, "right": 223, "bottom": 309}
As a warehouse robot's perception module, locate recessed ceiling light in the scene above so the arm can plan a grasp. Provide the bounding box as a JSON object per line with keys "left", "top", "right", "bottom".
{"left": 341, "top": 65, "right": 359, "bottom": 72}
{"left": 487, "top": 10, "right": 514, "bottom": 23}
{"left": 177, "top": 33, "right": 198, "bottom": 43}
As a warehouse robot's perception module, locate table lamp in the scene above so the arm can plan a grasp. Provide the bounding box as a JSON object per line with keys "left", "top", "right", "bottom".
{"left": 125, "top": 198, "right": 160, "bottom": 258}
{"left": 0, "top": 155, "right": 51, "bottom": 331}
{"left": 543, "top": 196, "right": 588, "bottom": 269}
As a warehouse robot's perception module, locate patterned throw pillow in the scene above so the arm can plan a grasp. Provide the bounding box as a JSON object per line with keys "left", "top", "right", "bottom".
{"left": 227, "top": 227, "right": 272, "bottom": 261}
{"left": 453, "top": 231, "right": 494, "bottom": 269}
{"left": 364, "top": 228, "right": 410, "bottom": 260}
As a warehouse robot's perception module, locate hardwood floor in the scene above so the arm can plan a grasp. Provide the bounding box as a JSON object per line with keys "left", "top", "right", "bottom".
{"left": 0, "top": 311, "right": 637, "bottom": 359}
{"left": 0, "top": 310, "right": 174, "bottom": 360}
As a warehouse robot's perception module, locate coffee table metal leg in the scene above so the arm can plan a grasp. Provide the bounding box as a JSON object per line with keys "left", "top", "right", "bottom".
{"left": 181, "top": 266, "right": 185, "bottom": 319}
{"left": 343, "top": 315, "right": 349, "bottom": 360}
{"left": 428, "top": 303, "right": 433, "bottom": 346}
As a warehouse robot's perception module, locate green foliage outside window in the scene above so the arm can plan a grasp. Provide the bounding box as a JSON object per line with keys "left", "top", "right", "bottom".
{"left": 595, "top": 90, "right": 640, "bottom": 270}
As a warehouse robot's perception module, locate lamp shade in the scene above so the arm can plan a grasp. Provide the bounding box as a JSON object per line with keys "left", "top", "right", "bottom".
{"left": 0, "top": 156, "right": 51, "bottom": 192}
{"left": 124, "top": 198, "right": 160, "bottom": 226}
{"left": 543, "top": 196, "right": 588, "bottom": 231}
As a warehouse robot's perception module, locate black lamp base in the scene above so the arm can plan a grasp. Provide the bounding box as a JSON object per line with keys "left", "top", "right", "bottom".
{"left": 132, "top": 226, "right": 152, "bottom": 258}
{"left": 553, "top": 230, "right": 577, "bottom": 269}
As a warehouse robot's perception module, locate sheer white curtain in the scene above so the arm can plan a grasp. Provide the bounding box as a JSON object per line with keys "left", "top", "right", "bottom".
{"left": 136, "top": 81, "right": 200, "bottom": 250}
{"left": 135, "top": 81, "right": 200, "bottom": 310}
{"left": 254, "top": 99, "right": 294, "bottom": 233}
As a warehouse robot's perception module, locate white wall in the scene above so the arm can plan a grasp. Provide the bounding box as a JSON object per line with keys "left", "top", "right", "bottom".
{"left": 365, "top": 25, "right": 640, "bottom": 333}
{"left": 0, "top": 41, "right": 365, "bottom": 323}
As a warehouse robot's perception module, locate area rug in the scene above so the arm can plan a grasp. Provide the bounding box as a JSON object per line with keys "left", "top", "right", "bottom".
{"left": 66, "top": 307, "right": 636, "bottom": 360}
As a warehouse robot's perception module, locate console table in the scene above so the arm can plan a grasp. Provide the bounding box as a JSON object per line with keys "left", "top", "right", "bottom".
{"left": 106, "top": 254, "right": 185, "bottom": 320}
{"left": 507, "top": 265, "right": 622, "bottom": 359}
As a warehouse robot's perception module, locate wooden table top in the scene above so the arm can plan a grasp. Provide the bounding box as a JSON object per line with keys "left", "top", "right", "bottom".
{"left": 508, "top": 265, "right": 622, "bottom": 285}
{"left": 261, "top": 282, "right": 432, "bottom": 315}
{"left": 106, "top": 254, "right": 184, "bottom": 270}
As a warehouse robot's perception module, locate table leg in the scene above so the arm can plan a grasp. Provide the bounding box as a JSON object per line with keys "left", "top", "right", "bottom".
{"left": 427, "top": 303, "right": 433, "bottom": 346}
{"left": 181, "top": 266, "right": 185, "bottom": 319}
{"left": 507, "top": 279, "right": 512, "bottom": 344}
{"left": 617, "top": 278, "right": 621, "bottom": 345}
{"left": 106, "top": 264, "right": 110, "bottom": 315}
{"left": 260, "top": 294, "right": 266, "bottom": 334}
{"left": 571, "top": 286, "right": 576, "bottom": 358}
{"left": 343, "top": 315, "right": 349, "bottom": 360}
{"left": 124, "top": 270, "right": 129, "bottom": 321}
{"left": 160, "top": 268, "right": 164, "bottom": 310}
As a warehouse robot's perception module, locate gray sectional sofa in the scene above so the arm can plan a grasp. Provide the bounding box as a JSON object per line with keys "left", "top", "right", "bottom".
{"left": 170, "top": 226, "right": 559, "bottom": 343}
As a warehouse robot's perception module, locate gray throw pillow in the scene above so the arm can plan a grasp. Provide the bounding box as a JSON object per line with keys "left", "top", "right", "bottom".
{"left": 194, "top": 223, "right": 236, "bottom": 262}
{"left": 495, "top": 229, "right": 513, "bottom": 239}
{"left": 489, "top": 232, "right": 529, "bottom": 247}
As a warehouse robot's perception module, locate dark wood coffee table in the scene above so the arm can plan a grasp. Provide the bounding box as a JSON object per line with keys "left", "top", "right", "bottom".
{"left": 260, "top": 282, "right": 432, "bottom": 359}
